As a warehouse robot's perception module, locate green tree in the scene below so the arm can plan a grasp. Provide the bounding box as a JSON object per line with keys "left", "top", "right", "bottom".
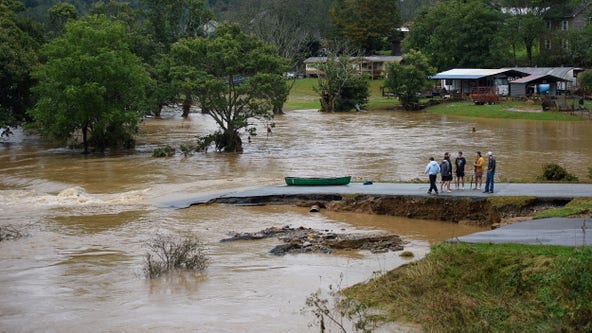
{"left": 28, "top": 15, "right": 152, "bottom": 153}
{"left": 404, "top": 0, "right": 509, "bottom": 70}
{"left": 0, "top": 0, "right": 39, "bottom": 131}
{"left": 330, "top": 0, "right": 401, "bottom": 54}
{"left": 383, "top": 49, "right": 435, "bottom": 110}
{"left": 140, "top": 0, "right": 214, "bottom": 48}
{"left": 314, "top": 53, "right": 369, "bottom": 112}
{"left": 578, "top": 70, "right": 592, "bottom": 100}
{"left": 48, "top": 2, "right": 78, "bottom": 37}
{"left": 169, "top": 24, "right": 287, "bottom": 152}
{"left": 569, "top": 24, "right": 592, "bottom": 67}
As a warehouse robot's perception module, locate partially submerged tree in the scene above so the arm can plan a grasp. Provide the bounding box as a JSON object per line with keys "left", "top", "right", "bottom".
{"left": 28, "top": 15, "right": 152, "bottom": 153}
{"left": 314, "top": 53, "right": 369, "bottom": 112}
{"left": 383, "top": 49, "right": 435, "bottom": 110}
{"left": 169, "top": 24, "right": 287, "bottom": 152}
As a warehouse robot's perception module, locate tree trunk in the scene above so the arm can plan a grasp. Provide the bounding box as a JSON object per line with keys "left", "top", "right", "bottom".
{"left": 182, "top": 95, "right": 192, "bottom": 118}
{"left": 82, "top": 124, "right": 89, "bottom": 154}
{"left": 217, "top": 130, "right": 243, "bottom": 153}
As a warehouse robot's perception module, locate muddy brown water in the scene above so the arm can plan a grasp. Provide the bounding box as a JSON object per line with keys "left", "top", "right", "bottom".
{"left": 1, "top": 108, "right": 591, "bottom": 332}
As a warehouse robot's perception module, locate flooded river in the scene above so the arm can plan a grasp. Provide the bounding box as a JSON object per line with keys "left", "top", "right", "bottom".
{"left": 1, "top": 108, "right": 591, "bottom": 332}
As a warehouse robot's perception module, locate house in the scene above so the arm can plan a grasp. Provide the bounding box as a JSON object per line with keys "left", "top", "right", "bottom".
{"left": 431, "top": 67, "right": 581, "bottom": 98}
{"left": 303, "top": 56, "right": 402, "bottom": 79}
{"left": 430, "top": 68, "right": 529, "bottom": 96}
{"left": 508, "top": 67, "right": 583, "bottom": 96}
{"left": 541, "top": 2, "right": 592, "bottom": 60}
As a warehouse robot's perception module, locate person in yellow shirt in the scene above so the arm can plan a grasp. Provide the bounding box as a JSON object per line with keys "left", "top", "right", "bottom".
{"left": 473, "top": 151, "right": 484, "bottom": 190}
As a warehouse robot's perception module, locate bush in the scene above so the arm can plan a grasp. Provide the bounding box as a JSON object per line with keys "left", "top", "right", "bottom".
{"left": 0, "top": 225, "right": 25, "bottom": 241}
{"left": 539, "top": 163, "right": 579, "bottom": 182}
{"left": 143, "top": 234, "right": 208, "bottom": 279}
{"left": 152, "top": 145, "right": 175, "bottom": 157}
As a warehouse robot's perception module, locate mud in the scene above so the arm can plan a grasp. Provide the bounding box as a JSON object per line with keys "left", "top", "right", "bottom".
{"left": 220, "top": 225, "right": 404, "bottom": 256}
{"left": 213, "top": 195, "right": 574, "bottom": 228}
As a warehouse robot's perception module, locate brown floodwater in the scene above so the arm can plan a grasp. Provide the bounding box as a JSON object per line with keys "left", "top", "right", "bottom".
{"left": 1, "top": 107, "right": 591, "bottom": 332}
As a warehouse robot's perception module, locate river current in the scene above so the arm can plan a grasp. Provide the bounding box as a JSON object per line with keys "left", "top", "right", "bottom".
{"left": 1, "top": 107, "right": 591, "bottom": 332}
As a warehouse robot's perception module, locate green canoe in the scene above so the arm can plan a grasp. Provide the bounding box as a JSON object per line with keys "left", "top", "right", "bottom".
{"left": 284, "top": 176, "right": 351, "bottom": 186}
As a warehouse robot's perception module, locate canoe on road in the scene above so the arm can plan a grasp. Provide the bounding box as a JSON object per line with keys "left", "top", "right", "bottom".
{"left": 284, "top": 176, "right": 351, "bottom": 186}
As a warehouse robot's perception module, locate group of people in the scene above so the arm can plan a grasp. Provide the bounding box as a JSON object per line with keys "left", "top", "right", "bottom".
{"left": 424, "top": 151, "right": 496, "bottom": 195}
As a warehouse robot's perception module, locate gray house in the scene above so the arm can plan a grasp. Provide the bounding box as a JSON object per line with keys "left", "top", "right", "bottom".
{"left": 541, "top": 2, "right": 592, "bottom": 59}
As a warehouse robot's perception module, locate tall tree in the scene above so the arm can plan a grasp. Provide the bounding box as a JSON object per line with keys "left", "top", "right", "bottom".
{"left": 329, "top": 0, "right": 401, "bottom": 54}
{"left": 383, "top": 49, "right": 435, "bottom": 110}
{"left": 404, "top": 0, "right": 509, "bottom": 70}
{"left": 48, "top": 2, "right": 78, "bottom": 37}
{"left": 169, "top": 24, "right": 287, "bottom": 152}
{"left": 28, "top": 15, "right": 152, "bottom": 153}
{"left": 140, "top": 0, "right": 214, "bottom": 48}
{"left": 314, "top": 52, "right": 369, "bottom": 112}
{"left": 218, "top": 0, "right": 332, "bottom": 69}
{"left": 0, "top": 0, "right": 39, "bottom": 131}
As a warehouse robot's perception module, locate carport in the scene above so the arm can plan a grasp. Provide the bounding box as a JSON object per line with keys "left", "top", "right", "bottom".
{"left": 509, "top": 73, "right": 568, "bottom": 97}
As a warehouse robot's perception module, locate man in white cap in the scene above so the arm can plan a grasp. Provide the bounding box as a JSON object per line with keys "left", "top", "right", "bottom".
{"left": 483, "top": 151, "right": 496, "bottom": 193}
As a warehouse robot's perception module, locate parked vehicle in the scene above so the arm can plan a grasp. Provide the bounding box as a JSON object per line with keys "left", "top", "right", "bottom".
{"left": 470, "top": 86, "right": 499, "bottom": 105}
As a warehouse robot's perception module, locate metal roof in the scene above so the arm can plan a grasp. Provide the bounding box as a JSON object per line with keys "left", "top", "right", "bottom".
{"left": 430, "top": 68, "right": 524, "bottom": 80}
{"left": 303, "top": 56, "right": 402, "bottom": 63}
{"left": 511, "top": 73, "right": 568, "bottom": 84}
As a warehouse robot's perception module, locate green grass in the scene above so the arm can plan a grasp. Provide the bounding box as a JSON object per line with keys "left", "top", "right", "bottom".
{"left": 534, "top": 197, "right": 592, "bottom": 219}
{"left": 284, "top": 78, "right": 400, "bottom": 111}
{"left": 343, "top": 242, "right": 592, "bottom": 332}
{"left": 427, "top": 100, "right": 584, "bottom": 121}
{"left": 284, "top": 78, "right": 590, "bottom": 120}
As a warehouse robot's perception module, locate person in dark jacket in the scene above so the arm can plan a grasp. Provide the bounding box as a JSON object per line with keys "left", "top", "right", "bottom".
{"left": 455, "top": 151, "right": 467, "bottom": 190}
{"left": 483, "top": 151, "right": 496, "bottom": 193}
{"left": 440, "top": 152, "right": 452, "bottom": 193}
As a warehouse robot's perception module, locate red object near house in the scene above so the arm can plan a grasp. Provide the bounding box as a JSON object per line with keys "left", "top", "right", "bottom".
{"left": 470, "top": 86, "right": 499, "bottom": 105}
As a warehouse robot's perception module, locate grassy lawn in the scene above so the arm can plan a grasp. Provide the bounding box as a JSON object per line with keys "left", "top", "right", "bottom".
{"left": 343, "top": 242, "right": 592, "bottom": 332}
{"left": 427, "top": 100, "right": 585, "bottom": 121}
{"left": 284, "top": 78, "right": 590, "bottom": 121}
{"left": 285, "top": 78, "right": 398, "bottom": 111}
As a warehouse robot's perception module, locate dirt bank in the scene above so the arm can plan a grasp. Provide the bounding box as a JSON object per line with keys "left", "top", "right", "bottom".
{"left": 212, "top": 194, "right": 573, "bottom": 228}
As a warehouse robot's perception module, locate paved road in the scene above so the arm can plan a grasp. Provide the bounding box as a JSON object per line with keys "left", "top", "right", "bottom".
{"left": 162, "top": 182, "right": 592, "bottom": 209}
{"left": 161, "top": 182, "right": 592, "bottom": 247}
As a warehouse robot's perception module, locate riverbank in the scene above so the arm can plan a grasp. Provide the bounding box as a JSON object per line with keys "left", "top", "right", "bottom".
{"left": 167, "top": 182, "right": 592, "bottom": 331}
{"left": 344, "top": 242, "right": 592, "bottom": 332}
{"left": 164, "top": 182, "right": 592, "bottom": 227}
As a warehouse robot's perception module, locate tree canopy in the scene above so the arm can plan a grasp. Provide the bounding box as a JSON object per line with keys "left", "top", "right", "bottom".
{"left": 314, "top": 53, "right": 369, "bottom": 112}
{"left": 383, "top": 49, "right": 435, "bottom": 109}
{"left": 169, "top": 24, "right": 287, "bottom": 152}
{"left": 28, "top": 15, "right": 152, "bottom": 153}
{"left": 330, "top": 0, "right": 401, "bottom": 54}
{"left": 0, "top": 0, "right": 39, "bottom": 130}
{"left": 404, "top": 0, "right": 510, "bottom": 71}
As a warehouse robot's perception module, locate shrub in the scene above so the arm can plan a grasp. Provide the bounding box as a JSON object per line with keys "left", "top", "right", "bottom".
{"left": 539, "top": 163, "right": 578, "bottom": 182}
{"left": 143, "top": 234, "right": 208, "bottom": 279}
{"left": 0, "top": 225, "right": 25, "bottom": 241}
{"left": 152, "top": 145, "right": 175, "bottom": 157}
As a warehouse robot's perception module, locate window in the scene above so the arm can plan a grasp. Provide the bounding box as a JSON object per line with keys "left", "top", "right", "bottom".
{"left": 544, "top": 39, "right": 551, "bottom": 49}
{"left": 561, "top": 39, "right": 569, "bottom": 50}
{"left": 561, "top": 20, "right": 569, "bottom": 31}
{"left": 546, "top": 21, "right": 552, "bottom": 30}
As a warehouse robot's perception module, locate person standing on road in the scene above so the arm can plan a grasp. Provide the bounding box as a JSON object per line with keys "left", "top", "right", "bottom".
{"left": 484, "top": 151, "right": 496, "bottom": 193}
{"left": 440, "top": 152, "right": 453, "bottom": 193}
{"left": 473, "top": 151, "right": 484, "bottom": 190}
{"left": 455, "top": 151, "right": 467, "bottom": 190}
{"left": 424, "top": 157, "right": 440, "bottom": 195}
